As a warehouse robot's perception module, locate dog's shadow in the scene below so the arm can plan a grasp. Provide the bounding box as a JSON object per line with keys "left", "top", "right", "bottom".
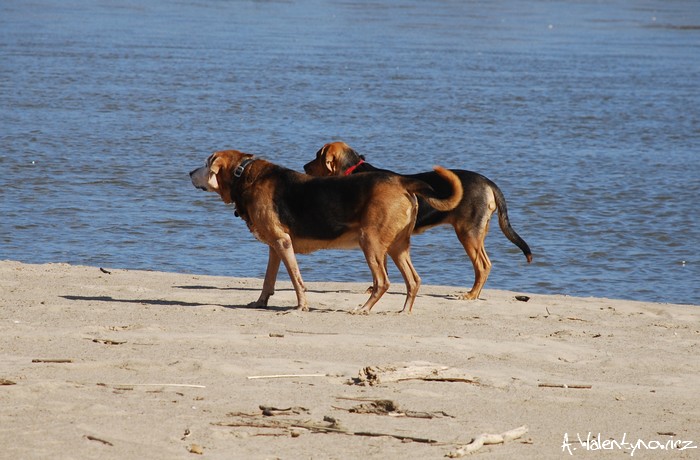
{"left": 174, "top": 283, "right": 458, "bottom": 305}
{"left": 61, "top": 283, "right": 455, "bottom": 315}
{"left": 60, "top": 294, "right": 298, "bottom": 312}
{"left": 174, "top": 284, "right": 361, "bottom": 296}
{"left": 173, "top": 284, "right": 369, "bottom": 313}
{"left": 60, "top": 292, "right": 347, "bottom": 313}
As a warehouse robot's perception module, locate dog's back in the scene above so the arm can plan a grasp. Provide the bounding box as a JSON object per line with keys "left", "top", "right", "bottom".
{"left": 273, "top": 170, "right": 396, "bottom": 241}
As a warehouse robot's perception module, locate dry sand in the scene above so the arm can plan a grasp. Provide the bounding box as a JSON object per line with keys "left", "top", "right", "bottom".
{"left": 1, "top": 260, "right": 698, "bottom": 459}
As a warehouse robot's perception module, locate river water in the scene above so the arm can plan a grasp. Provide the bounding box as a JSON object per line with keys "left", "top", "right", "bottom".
{"left": 2, "top": 0, "right": 699, "bottom": 305}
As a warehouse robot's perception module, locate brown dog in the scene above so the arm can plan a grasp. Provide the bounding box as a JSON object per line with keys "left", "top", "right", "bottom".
{"left": 190, "top": 150, "right": 463, "bottom": 314}
{"left": 304, "top": 142, "right": 532, "bottom": 300}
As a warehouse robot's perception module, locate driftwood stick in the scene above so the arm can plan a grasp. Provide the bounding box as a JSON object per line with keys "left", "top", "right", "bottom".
{"left": 213, "top": 416, "right": 439, "bottom": 444}
{"left": 104, "top": 383, "right": 206, "bottom": 388}
{"left": 353, "top": 431, "right": 438, "bottom": 444}
{"left": 423, "top": 376, "right": 480, "bottom": 384}
{"left": 214, "top": 418, "right": 346, "bottom": 433}
{"left": 247, "top": 373, "right": 327, "bottom": 380}
{"left": 447, "top": 425, "right": 529, "bottom": 457}
{"left": 32, "top": 359, "right": 73, "bottom": 363}
{"left": 355, "top": 363, "right": 479, "bottom": 386}
{"left": 91, "top": 338, "right": 127, "bottom": 345}
{"left": 538, "top": 383, "right": 592, "bottom": 389}
{"left": 85, "top": 435, "right": 114, "bottom": 446}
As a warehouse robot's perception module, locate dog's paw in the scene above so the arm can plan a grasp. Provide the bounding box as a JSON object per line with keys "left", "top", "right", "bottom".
{"left": 457, "top": 291, "right": 480, "bottom": 301}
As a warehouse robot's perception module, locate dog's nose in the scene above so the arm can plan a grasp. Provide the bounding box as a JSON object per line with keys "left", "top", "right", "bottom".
{"left": 189, "top": 169, "right": 196, "bottom": 177}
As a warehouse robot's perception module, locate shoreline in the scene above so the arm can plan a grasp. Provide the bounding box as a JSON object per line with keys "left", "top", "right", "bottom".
{"left": 1, "top": 260, "right": 698, "bottom": 458}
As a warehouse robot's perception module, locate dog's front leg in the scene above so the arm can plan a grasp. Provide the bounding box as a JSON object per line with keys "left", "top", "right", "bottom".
{"left": 254, "top": 246, "right": 281, "bottom": 307}
{"left": 271, "top": 235, "right": 308, "bottom": 311}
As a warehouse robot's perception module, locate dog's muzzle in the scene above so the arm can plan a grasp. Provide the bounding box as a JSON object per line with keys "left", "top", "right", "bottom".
{"left": 189, "top": 168, "right": 208, "bottom": 191}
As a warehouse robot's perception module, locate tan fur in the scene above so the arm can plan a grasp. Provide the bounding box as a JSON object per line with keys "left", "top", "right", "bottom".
{"left": 304, "top": 142, "right": 532, "bottom": 300}
{"left": 191, "top": 149, "right": 463, "bottom": 314}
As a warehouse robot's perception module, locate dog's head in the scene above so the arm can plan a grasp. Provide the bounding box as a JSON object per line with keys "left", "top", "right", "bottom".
{"left": 303, "top": 141, "right": 361, "bottom": 176}
{"left": 190, "top": 150, "right": 250, "bottom": 204}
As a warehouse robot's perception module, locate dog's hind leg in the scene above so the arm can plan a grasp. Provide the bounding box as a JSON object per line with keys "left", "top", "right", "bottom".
{"left": 353, "top": 241, "right": 390, "bottom": 315}
{"left": 389, "top": 200, "right": 421, "bottom": 313}
{"left": 389, "top": 246, "right": 421, "bottom": 314}
{"left": 254, "top": 246, "right": 281, "bottom": 307}
{"left": 455, "top": 222, "right": 492, "bottom": 300}
{"left": 271, "top": 235, "right": 308, "bottom": 311}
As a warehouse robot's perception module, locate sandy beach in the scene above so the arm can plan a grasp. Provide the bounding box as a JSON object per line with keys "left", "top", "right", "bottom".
{"left": 1, "top": 260, "right": 698, "bottom": 459}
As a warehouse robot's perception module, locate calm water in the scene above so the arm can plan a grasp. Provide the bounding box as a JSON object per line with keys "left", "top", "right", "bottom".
{"left": 2, "top": 0, "right": 699, "bottom": 305}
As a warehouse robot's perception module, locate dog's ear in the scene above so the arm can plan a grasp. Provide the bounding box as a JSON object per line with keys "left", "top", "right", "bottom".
{"left": 323, "top": 145, "right": 339, "bottom": 174}
{"left": 208, "top": 156, "right": 225, "bottom": 190}
{"left": 209, "top": 158, "right": 222, "bottom": 175}
{"left": 208, "top": 155, "right": 235, "bottom": 204}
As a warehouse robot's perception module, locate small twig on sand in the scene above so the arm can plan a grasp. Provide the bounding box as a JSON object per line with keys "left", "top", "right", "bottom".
{"left": 32, "top": 359, "right": 73, "bottom": 364}
{"left": 85, "top": 435, "right": 113, "bottom": 446}
{"left": 538, "top": 383, "right": 592, "bottom": 389}
{"left": 447, "top": 425, "right": 529, "bottom": 457}
{"left": 247, "top": 373, "right": 327, "bottom": 380}
{"left": 101, "top": 383, "right": 206, "bottom": 388}
{"left": 91, "top": 338, "right": 127, "bottom": 345}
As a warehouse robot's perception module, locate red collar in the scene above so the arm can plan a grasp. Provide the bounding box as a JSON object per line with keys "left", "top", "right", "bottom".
{"left": 343, "top": 159, "right": 365, "bottom": 176}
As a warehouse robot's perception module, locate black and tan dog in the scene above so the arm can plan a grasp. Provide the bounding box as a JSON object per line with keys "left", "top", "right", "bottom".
{"left": 190, "top": 150, "right": 463, "bottom": 314}
{"left": 304, "top": 142, "right": 532, "bottom": 300}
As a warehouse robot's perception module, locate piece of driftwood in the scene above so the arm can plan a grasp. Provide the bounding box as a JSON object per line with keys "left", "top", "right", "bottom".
{"left": 213, "top": 415, "right": 439, "bottom": 444}
{"left": 100, "top": 383, "right": 206, "bottom": 389}
{"left": 354, "top": 363, "right": 480, "bottom": 386}
{"left": 91, "top": 338, "right": 127, "bottom": 345}
{"left": 1, "top": 379, "right": 17, "bottom": 386}
{"left": 333, "top": 397, "right": 453, "bottom": 419}
{"left": 259, "top": 405, "right": 310, "bottom": 416}
{"left": 285, "top": 329, "right": 340, "bottom": 336}
{"left": 538, "top": 383, "right": 592, "bottom": 389}
{"left": 216, "top": 408, "right": 531, "bottom": 454}
{"left": 85, "top": 435, "right": 113, "bottom": 446}
{"left": 32, "top": 359, "right": 73, "bottom": 363}
{"left": 247, "top": 373, "right": 327, "bottom": 380}
{"left": 447, "top": 425, "right": 529, "bottom": 457}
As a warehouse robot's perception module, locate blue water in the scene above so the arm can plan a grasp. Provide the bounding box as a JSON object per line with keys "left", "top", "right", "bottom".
{"left": 2, "top": 0, "right": 699, "bottom": 305}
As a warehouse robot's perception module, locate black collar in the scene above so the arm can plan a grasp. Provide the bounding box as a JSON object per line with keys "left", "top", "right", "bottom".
{"left": 234, "top": 157, "right": 256, "bottom": 178}
{"left": 231, "top": 157, "right": 256, "bottom": 220}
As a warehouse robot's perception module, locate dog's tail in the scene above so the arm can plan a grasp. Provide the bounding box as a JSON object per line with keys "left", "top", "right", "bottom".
{"left": 492, "top": 183, "right": 533, "bottom": 263}
{"left": 405, "top": 166, "right": 463, "bottom": 212}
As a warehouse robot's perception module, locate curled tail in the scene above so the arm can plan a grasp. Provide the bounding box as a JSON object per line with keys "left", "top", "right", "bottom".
{"left": 492, "top": 184, "right": 533, "bottom": 263}
{"left": 404, "top": 166, "right": 463, "bottom": 212}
